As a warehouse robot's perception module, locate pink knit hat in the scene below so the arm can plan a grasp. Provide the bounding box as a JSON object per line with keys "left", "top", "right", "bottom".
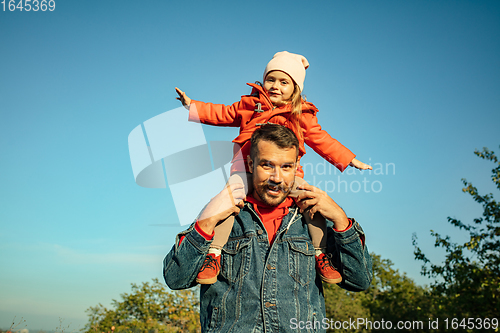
{"left": 263, "top": 51, "right": 309, "bottom": 92}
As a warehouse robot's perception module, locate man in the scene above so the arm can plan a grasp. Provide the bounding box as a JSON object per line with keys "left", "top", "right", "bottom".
{"left": 163, "top": 124, "right": 372, "bottom": 333}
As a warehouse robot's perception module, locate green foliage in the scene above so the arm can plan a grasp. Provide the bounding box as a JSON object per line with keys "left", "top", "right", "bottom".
{"left": 82, "top": 278, "right": 200, "bottom": 333}
{"left": 363, "top": 255, "right": 433, "bottom": 326}
{"left": 324, "top": 253, "right": 432, "bottom": 333}
{"left": 413, "top": 147, "right": 500, "bottom": 320}
{"left": 324, "top": 282, "right": 370, "bottom": 333}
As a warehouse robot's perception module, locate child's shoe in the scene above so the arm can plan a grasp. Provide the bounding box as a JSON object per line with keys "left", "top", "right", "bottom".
{"left": 196, "top": 253, "right": 221, "bottom": 284}
{"left": 315, "top": 252, "right": 342, "bottom": 284}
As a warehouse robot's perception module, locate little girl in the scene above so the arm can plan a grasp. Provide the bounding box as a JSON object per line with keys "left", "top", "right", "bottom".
{"left": 176, "top": 51, "right": 371, "bottom": 285}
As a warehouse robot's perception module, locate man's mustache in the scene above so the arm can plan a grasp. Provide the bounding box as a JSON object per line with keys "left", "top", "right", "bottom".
{"left": 262, "top": 180, "right": 289, "bottom": 192}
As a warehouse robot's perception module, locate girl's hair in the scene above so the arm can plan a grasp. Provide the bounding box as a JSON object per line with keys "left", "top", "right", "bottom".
{"left": 289, "top": 84, "right": 304, "bottom": 141}
{"left": 255, "top": 81, "right": 305, "bottom": 141}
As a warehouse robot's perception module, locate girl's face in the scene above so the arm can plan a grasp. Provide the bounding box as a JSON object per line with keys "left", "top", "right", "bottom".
{"left": 263, "top": 71, "right": 295, "bottom": 106}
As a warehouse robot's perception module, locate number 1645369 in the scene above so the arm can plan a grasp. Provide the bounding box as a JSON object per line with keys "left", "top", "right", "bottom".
{"left": 2, "top": 0, "right": 56, "bottom": 11}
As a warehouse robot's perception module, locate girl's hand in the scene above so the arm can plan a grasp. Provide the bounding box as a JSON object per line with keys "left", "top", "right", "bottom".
{"left": 349, "top": 158, "right": 373, "bottom": 170}
{"left": 175, "top": 87, "right": 191, "bottom": 109}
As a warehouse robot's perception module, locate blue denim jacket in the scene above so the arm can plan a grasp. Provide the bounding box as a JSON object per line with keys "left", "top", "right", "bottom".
{"left": 163, "top": 202, "right": 372, "bottom": 333}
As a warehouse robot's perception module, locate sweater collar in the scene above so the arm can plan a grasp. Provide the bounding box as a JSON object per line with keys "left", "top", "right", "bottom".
{"left": 246, "top": 193, "right": 294, "bottom": 211}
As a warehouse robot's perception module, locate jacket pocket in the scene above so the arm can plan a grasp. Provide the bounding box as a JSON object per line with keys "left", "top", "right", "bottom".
{"left": 207, "top": 305, "right": 220, "bottom": 333}
{"left": 221, "top": 236, "right": 252, "bottom": 283}
{"left": 287, "top": 238, "right": 315, "bottom": 286}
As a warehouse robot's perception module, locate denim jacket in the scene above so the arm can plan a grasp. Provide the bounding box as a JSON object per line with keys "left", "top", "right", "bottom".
{"left": 163, "top": 202, "right": 372, "bottom": 333}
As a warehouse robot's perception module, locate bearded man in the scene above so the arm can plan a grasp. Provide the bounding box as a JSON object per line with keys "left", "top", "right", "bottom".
{"left": 163, "top": 124, "right": 372, "bottom": 333}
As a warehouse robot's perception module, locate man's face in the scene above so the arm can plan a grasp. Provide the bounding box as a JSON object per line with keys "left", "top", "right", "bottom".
{"left": 248, "top": 140, "right": 297, "bottom": 206}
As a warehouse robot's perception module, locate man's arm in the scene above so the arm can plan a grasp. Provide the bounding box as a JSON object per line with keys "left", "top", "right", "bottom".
{"left": 294, "top": 183, "right": 373, "bottom": 291}
{"left": 326, "top": 219, "right": 373, "bottom": 291}
{"left": 163, "top": 224, "right": 212, "bottom": 290}
{"left": 163, "top": 183, "right": 245, "bottom": 289}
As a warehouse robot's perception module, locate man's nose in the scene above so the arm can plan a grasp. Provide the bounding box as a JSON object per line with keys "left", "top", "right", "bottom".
{"left": 269, "top": 167, "right": 282, "bottom": 182}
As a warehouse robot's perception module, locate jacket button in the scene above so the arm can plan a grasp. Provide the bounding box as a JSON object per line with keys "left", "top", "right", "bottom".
{"left": 257, "top": 230, "right": 263, "bottom": 235}
{"left": 267, "top": 264, "right": 275, "bottom": 270}
{"left": 265, "top": 302, "right": 275, "bottom": 307}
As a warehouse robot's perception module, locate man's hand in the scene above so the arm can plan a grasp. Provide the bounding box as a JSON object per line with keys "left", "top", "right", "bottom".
{"left": 349, "top": 158, "right": 372, "bottom": 170}
{"left": 197, "top": 183, "right": 246, "bottom": 235}
{"left": 294, "top": 183, "right": 350, "bottom": 231}
{"left": 175, "top": 87, "right": 192, "bottom": 109}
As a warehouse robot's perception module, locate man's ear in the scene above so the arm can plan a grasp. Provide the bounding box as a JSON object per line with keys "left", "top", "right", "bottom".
{"left": 247, "top": 156, "right": 253, "bottom": 173}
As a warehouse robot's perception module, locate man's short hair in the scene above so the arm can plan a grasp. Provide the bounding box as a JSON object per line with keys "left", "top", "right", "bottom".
{"left": 249, "top": 124, "right": 299, "bottom": 161}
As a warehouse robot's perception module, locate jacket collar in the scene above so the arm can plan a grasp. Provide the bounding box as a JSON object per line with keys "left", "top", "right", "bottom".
{"left": 246, "top": 83, "right": 274, "bottom": 110}
{"left": 245, "top": 83, "right": 318, "bottom": 116}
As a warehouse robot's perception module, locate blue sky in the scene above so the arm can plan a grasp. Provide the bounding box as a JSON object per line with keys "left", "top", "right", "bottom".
{"left": 1, "top": 0, "right": 499, "bottom": 330}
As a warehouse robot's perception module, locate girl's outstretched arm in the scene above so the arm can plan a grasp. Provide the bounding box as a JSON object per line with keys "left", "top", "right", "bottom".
{"left": 175, "top": 87, "right": 191, "bottom": 109}
{"left": 349, "top": 158, "right": 372, "bottom": 170}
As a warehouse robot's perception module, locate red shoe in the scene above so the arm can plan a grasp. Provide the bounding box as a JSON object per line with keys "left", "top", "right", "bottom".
{"left": 316, "top": 253, "right": 342, "bottom": 284}
{"left": 196, "top": 253, "right": 221, "bottom": 284}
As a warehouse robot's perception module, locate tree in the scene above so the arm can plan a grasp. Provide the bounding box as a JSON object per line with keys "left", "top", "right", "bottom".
{"left": 324, "top": 253, "right": 432, "bottom": 333}
{"left": 82, "top": 278, "right": 200, "bottom": 333}
{"left": 413, "top": 147, "right": 500, "bottom": 320}
{"left": 362, "top": 255, "right": 434, "bottom": 329}
{"left": 323, "top": 281, "right": 370, "bottom": 333}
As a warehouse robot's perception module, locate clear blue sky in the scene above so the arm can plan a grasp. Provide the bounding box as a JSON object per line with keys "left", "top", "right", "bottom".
{"left": 1, "top": 0, "right": 499, "bottom": 330}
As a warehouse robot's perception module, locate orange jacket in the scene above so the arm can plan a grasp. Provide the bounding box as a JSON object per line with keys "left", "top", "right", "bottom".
{"left": 188, "top": 83, "right": 355, "bottom": 177}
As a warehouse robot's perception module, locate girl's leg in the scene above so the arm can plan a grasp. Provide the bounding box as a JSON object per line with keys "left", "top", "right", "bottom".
{"left": 290, "top": 177, "right": 326, "bottom": 251}
{"left": 210, "top": 172, "right": 249, "bottom": 251}
{"left": 290, "top": 177, "right": 342, "bottom": 284}
{"left": 197, "top": 172, "right": 250, "bottom": 284}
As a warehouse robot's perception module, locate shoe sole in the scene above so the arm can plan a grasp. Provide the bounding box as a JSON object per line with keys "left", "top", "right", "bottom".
{"left": 196, "top": 276, "right": 218, "bottom": 284}
{"left": 320, "top": 275, "right": 342, "bottom": 284}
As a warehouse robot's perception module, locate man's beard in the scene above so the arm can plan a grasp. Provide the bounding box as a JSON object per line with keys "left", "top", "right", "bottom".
{"left": 253, "top": 179, "right": 294, "bottom": 207}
